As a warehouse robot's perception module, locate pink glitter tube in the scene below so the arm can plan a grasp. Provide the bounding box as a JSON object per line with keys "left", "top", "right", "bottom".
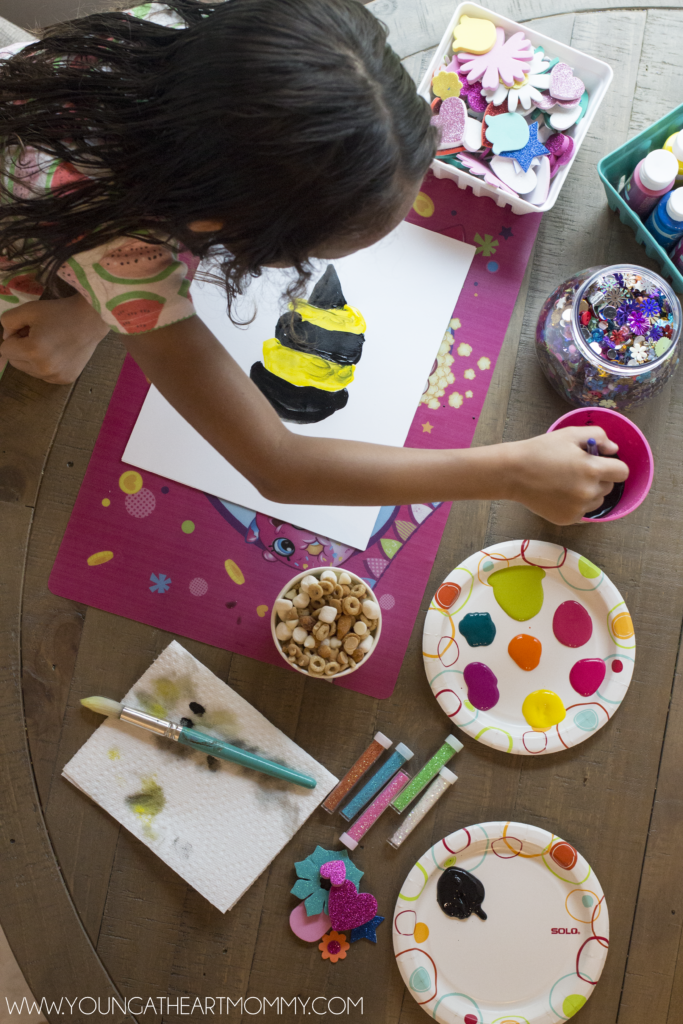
{"left": 339, "top": 770, "right": 411, "bottom": 851}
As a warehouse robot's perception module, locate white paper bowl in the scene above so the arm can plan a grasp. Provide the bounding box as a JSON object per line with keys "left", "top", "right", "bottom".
{"left": 419, "top": 1, "right": 613, "bottom": 214}
{"left": 271, "top": 567, "right": 382, "bottom": 679}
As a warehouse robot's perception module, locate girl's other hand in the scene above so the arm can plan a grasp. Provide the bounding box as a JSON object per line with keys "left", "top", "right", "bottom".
{"left": 502, "top": 427, "right": 629, "bottom": 525}
{"left": 0, "top": 293, "right": 110, "bottom": 384}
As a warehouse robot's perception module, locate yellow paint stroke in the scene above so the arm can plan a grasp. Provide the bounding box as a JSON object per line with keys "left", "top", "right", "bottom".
{"left": 262, "top": 337, "right": 354, "bottom": 392}
{"left": 87, "top": 550, "right": 113, "bottom": 566}
{"left": 108, "top": 748, "right": 121, "bottom": 760}
{"left": 291, "top": 300, "right": 366, "bottom": 335}
{"left": 225, "top": 559, "right": 245, "bottom": 585}
{"left": 125, "top": 776, "right": 166, "bottom": 840}
{"left": 118, "top": 470, "right": 143, "bottom": 494}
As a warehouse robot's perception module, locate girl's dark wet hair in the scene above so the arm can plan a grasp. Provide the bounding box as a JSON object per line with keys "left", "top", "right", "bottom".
{"left": 0, "top": 0, "right": 436, "bottom": 319}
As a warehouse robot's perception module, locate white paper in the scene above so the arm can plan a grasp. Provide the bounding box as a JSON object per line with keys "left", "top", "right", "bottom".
{"left": 62, "top": 641, "right": 337, "bottom": 913}
{"left": 123, "top": 221, "right": 474, "bottom": 549}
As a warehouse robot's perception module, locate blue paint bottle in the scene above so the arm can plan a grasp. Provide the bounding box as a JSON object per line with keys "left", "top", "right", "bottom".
{"left": 645, "top": 187, "right": 683, "bottom": 250}
{"left": 340, "top": 742, "right": 413, "bottom": 820}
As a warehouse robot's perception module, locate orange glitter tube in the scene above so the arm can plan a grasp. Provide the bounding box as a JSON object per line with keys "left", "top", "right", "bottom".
{"left": 322, "top": 732, "right": 393, "bottom": 813}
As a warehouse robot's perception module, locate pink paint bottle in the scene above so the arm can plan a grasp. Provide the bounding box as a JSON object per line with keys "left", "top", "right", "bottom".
{"left": 622, "top": 149, "right": 679, "bottom": 218}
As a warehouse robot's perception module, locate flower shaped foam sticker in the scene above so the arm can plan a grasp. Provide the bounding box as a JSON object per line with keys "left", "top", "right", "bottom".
{"left": 457, "top": 26, "right": 533, "bottom": 90}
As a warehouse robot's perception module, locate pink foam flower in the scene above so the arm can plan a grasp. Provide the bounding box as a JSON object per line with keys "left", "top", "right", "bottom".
{"left": 458, "top": 27, "right": 533, "bottom": 91}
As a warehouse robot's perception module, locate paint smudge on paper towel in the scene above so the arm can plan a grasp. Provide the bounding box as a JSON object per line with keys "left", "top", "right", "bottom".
{"left": 125, "top": 776, "right": 166, "bottom": 838}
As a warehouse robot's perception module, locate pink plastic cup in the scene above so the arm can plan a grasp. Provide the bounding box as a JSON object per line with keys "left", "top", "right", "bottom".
{"left": 547, "top": 407, "right": 654, "bottom": 522}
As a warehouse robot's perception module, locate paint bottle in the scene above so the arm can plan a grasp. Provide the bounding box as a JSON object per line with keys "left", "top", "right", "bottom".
{"left": 663, "top": 131, "right": 683, "bottom": 186}
{"left": 622, "top": 149, "right": 678, "bottom": 218}
{"left": 670, "top": 234, "right": 683, "bottom": 274}
{"left": 644, "top": 188, "right": 683, "bottom": 249}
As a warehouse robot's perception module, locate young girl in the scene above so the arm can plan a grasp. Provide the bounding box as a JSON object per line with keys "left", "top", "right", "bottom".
{"left": 0, "top": 0, "right": 626, "bottom": 524}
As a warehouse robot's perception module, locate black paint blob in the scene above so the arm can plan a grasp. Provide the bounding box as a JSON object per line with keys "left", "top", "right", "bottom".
{"left": 437, "top": 867, "right": 487, "bottom": 921}
{"left": 180, "top": 717, "right": 193, "bottom": 729}
{"left": 189, "top": 701, "right": 205, "bottom": 716}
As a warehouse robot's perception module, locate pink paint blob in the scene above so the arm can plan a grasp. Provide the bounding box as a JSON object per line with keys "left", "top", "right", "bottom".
{"left": 569, "top": 658, "right": 606, "bottom": 697}
{"left": 463, "top": 662, "right": 500, "bottom": 711}
{"left": 553, "top": 601, "right": 593, "bottom": 648}
{"left": 289, "top": 902, "right": 331, "bottom": 942}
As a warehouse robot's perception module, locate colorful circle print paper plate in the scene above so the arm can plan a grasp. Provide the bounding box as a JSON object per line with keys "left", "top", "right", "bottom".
{"left": 423, "top": 540, "right": 634, "bottom": 754}
{"left": 393, "top": 822, "right": 609, "bottom": 1024}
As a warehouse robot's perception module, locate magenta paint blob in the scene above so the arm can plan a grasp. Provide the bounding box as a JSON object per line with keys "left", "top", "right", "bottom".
{"left": 569, "top": 658, "right": 606, "bottom": 697}
{"left": 612, "top": 659, "right": 623, "bottom": 673}
{"left": 553, "top": 600, "right": 593, "bottom": 648}
{"left": 463, "top": 662, "right": 500, "bottom": 711}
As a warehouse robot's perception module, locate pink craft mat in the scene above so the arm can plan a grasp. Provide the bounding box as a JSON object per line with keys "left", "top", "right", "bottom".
{"left": 49, "top": 173, "right": 541, "bottom": 699}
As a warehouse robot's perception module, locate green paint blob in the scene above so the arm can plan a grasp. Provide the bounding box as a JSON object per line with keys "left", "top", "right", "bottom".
{"left": 181, "top": 520, "right": 195, "bottom": 534}
{"left": 562, "top": 994, "right": 586, "bottom": 1017}
{"left": 126, "top": 777, "right": 166, "bottom": 838}
{"left": 464, "top": 700, "right": 475, "bottom": 711}
{"left": 488, "top": 565, "right": 546, "bottom": 621}
{"left": 578, "top": 556, "right": 601, "bottom": 579}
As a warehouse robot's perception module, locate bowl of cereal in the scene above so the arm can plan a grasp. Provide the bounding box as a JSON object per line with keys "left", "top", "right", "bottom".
{"left": 271, "top": 567, "right": 382, "bottom": 679}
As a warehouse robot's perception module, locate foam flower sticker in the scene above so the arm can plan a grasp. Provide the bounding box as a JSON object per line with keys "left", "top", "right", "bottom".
{"left": 431, "top": 70, "right": 462, "bottom": 100}
{"left": 458, "top": 26, "right": 533, "bottom": 90}
{"left": 474, "top": 233, "right": 499, "bottom": 257}
{"left": 319, "top": 931, "right": 349, "bottom": 963}
{"left": 483, "top": 47, "right": 551, "bottom": 112}
{"left": 291, "top": 846, "right": 363, "bottom": 916}
{"left": 149, "top": 573, "right": 171, "bottom": 594}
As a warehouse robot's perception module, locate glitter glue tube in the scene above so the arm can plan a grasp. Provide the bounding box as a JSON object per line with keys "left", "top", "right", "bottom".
{"left": 339, "top": 770, "right": 411, "bottom": 850}
{"left": 387, "top": 767, "right": 458, "bottom": 849}
{"left": 339, "top": 743, "right": 413, "bottom": 821}
{"left": 322, "top": 732, "right": 393, "bottom": 813}
{"left": 390, "top": 734, "right": 463, "bottom": 813}
{"left": 622, "top": 149, "right": 678, "bottom": 218}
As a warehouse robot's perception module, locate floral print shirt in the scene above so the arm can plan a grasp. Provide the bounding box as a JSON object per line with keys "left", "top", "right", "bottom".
{"left": 0, "top": 4, "right": 201, "bottom": 334}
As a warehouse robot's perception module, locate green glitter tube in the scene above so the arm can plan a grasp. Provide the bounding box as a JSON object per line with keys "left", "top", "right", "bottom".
{"left": 390, "top": 734, "right": 462, "bottom": 813}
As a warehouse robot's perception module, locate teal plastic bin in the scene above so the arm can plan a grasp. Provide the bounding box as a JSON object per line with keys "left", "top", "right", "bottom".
{"left": 598, "top": 102, "right": 683, "bottom": 294}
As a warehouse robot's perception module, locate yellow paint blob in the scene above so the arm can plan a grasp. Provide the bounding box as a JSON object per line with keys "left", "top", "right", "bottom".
{"left": 522, "top": 689, "right": 566, "bottom": 730}
{"left": 87, "top": 550, "right": 113, "bottom": 566}
{"left": 611, "top": 612, "right": 634, "bottom": 639}
{"left": 292, "top": 300, "right": 366, "bottom": 335}
{"left": 452, "top": 14, "right": 497, "bottom": 54}
{"left": 256, "top": 605, "right": 269, "bottom": 618}
{"left": 225, "top": 559, "right": 245, "bottom": 585}
{"left": 125, "top": 776, "right": 166, "bottom": 839}
{"left": 118, "top": 470, "right": 143, "bottom": 494}
{"left": 431, "top": 70, "right": 462, "bottom": 100}
{"left": 108, "top": 748, "right": 120, "bottom": 760}
{"left": 412, "top": 192, "right": 435, "bottom": 217}
{"left": 579, "top": 556, "right": 601, "bottom": 579}
{"left": 414, "top": 922, "right": 430, "bottom": 943}
{"left": 153, "top": 678, "right": 180, "bottom": 705}
{"left": 102, "top": 498, "right": 111, "bottom": 507}
{"left": 262, "top": 337, "right": 354, "bottom": 392}
{"left": 488, "top": 565, "right": 546, "bottom": 621}
{"left": 136, "top": 692, "right": 171, "bottom": 719}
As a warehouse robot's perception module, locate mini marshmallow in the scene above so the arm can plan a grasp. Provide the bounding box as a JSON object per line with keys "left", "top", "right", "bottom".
{"left": 359, "top": 636, "right": 374, "bottom": 652}
{"left": 320, "top": 570, "right": 337, "bottom": 583}
{"left": 303, "top": 635, "right": 316, "bottom": 649}
{"left": 328, "top": 637, "right": 342, "bottom": 649}
{"left": 275, "top": 621, "right": 294, "bottom": 641}
{"left": 292, "top": 626, "right": 308, "bottom": 644}
{"left": 317, "top": 604, "right": 337, "bottom": 623}
{"left": 299, "top": 575, "right": 319, "bottom": 593}
{"left": 274, "top": 598, "right": 293, "bottom": 620}
{"left": 284, "top": 589, "right": 297, "bottom": 601}
{"left": 362, "top": 600, "right": 381, "bottom": 620}
{"left": 338, "top": 572, "right": 352, "bottom": 585}
{"left": 353, "top": 621, "right": 368, "bottom": 636}
{"left": 293, "top": 591, "right": 310, "bottom": 608}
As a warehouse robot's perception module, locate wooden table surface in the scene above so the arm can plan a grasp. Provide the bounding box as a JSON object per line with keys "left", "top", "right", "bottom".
{"left": 2, "top": 1, "right": 683, "bottom": 1022}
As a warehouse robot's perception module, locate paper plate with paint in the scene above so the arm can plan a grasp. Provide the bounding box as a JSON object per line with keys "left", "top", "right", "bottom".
{"left": 423, "top": 540, "right": 634, "bottom": 755}
{"left": 393, "top": 821, "right": 609, "bottom": 1024}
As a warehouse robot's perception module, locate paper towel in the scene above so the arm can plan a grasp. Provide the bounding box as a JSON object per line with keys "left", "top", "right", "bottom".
{"left": 63, "top": 641, "right": 337, "bottom": 912}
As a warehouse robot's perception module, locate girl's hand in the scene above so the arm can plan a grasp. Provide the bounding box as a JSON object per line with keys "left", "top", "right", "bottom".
{"left": 501, "top": 427, "right": 629, "bottom": 525}
{"left": 0, "top": 293, "right": 110, "bottom": 384}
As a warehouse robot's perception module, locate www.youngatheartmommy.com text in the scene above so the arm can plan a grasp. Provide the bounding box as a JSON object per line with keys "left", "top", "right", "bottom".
{"left": 5, "top": 996, "right": 363, "bottom": 1017}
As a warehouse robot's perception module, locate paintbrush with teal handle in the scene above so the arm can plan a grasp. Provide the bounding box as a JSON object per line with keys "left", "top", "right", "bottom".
{"left": 81, "top": 696, "right": 317, "bottom": 789}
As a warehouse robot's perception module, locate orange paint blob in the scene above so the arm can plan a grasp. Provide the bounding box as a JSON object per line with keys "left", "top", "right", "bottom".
{"left": 550, "top": 841, "right": 578, "bottom": 871}
{"left": 611, "top": 611, "right": 634, "bottom": 639}
{"left": 436, "top": 581, "right": 461, "bottom": 610}
{"left": 508, "top": 634, "right": 542, "bottom": 671}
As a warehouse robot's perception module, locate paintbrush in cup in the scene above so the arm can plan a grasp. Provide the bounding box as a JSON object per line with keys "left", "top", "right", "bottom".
{"left": 81, "top": 696, "right": 317, "bottom": 789}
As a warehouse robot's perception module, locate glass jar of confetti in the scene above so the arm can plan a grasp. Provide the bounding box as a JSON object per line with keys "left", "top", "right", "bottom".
{"left": 535, "top": 264, "right": 681, "bottom": 409}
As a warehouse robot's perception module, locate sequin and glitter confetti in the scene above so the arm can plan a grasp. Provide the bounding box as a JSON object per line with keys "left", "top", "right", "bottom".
{"left": 577, "top": 270, "right": 674, "bottom": 366}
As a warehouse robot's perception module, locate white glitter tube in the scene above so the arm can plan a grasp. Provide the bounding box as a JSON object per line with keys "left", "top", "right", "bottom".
{"left": 387, "top": 767, "right": 457, "bottom": 849}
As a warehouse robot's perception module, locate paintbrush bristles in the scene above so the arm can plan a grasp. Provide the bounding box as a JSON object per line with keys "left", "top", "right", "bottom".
{"left": 81, "top": 695, "right": 123, "bottom": 719}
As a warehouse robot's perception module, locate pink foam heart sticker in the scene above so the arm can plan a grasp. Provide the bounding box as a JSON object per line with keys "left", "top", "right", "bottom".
{"left": 549, "top": 62, "right": 585, "bottom": 103}
{"left": 319, "top": 860, "right": 346, "bottom": 887}
{"left": 431, "top": 96, "right": 467, "bottom": 148}
{"left": 328, "top": 882, "right": 378, "bottom": 931}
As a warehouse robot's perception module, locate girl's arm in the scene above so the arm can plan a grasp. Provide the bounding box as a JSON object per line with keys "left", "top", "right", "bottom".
{"left": 125, "top": 315, "right": 628, "bottom": 525}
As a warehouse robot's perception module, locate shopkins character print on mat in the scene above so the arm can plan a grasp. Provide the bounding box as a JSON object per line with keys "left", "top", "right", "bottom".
{"left": 393, "top": 821, "right": 609, "bottom": 1024}
{"left": 423, "top": 540, "right": 634, "bottom": 754}
{"left": 48, "top": 174, "right": 541, "bottom": 701}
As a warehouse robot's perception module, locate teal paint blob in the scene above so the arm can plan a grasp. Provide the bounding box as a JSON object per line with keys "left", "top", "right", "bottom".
{"left": 409, "top": 967, "right": 432, "bottom": 993}
{"left": 582, "top": 894, "right": 594, "bottom": 908}
{"left": 459, "top": 612, "right": 496, "bottom": 647}
{"left": 573, "top": 708, "right": 599, "bottom": 732}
